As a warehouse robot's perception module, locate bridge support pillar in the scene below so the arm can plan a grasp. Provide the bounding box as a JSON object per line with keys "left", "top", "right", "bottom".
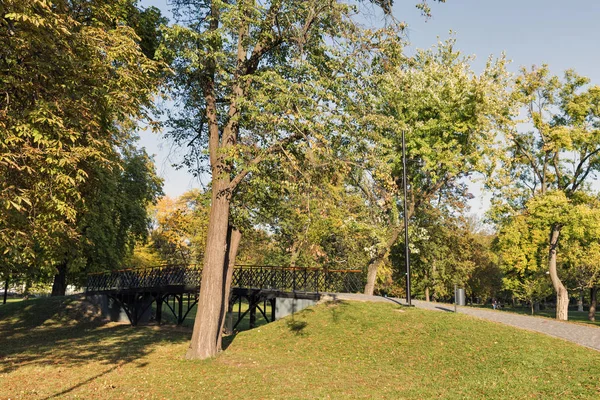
{"left": 177, "top": 295, "right": 184, "bottom": 324}
{"left": 156, "top": 296, "right": 163, "bottom": 325}
{"left": 270, "top": 298, "right": 276, "bottom": 322}
{"left": 249, "top": 295, "right": 257, "bottom": 329}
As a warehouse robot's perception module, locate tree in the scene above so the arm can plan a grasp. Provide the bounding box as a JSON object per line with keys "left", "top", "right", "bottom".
{"left": 359, "top": 38, "right": 511, "bottom": 294}
{"left": 1, "top": 0, "right": 163, "bottom": 290}
{"left": 491, "top": 66, "right": 600, "bottom": 320}
{"left": 495, "top": 208, "right": 554, "bottom": 314}
{"left": 50, "top": 146, "right": 163, "bottom": 295}
{"left": 561, "top": 199, "right": 600, "bottom": 319}
{"left": 465, "top": 228, "right": 502, "bottom": 304}
{"left": 159, "top": 0, "right": 454, "bottom": 359}
{"left": 393, "top": 209, "right": 500, "bottom": 303}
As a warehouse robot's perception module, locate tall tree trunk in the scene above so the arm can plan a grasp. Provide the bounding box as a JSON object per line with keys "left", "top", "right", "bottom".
{"left": 51, "top": 262, "right": 67, "bottom": 296}
{"left": 530, "top": 301, "right": 534, "bottom": 315}
{"left": 578, "top": 288, "right": 584, "bottom": 312}
{"left": 216, "top": 227, "right": 241, "bottom": 351}
{"left": 548, "top": 226, "right": 568, "bottom": 320}
{"left": 364, "top": 258, "right": 384, "bottom": 296}
{"left": 425, "top": 287, "right": 430, "bottom": 302}
{"left": 589, "top": 287, "right": 597, "bottom": 322}
{"left": 186, "top": 181, "right": 231, "bottom": 360}
{"left": 3, "top": 275, "right": 8, "bottom": 304}
{"left": 364, "top": 226, "right": 402, "bottom": 295}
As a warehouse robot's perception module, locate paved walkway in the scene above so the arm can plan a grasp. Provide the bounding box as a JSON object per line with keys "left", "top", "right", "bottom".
{"left": 326, "top": 293, "right": 600, "bottom": 351}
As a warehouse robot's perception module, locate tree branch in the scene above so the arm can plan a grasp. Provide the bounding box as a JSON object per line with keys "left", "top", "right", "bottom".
{"left": 228, "top": 131, "right": 304, "bottom": 190}
{"left": 512, "top": 137, "right": 544, "bottom": 189}
{"left": 243, "top": 0, "right": 284, "bottom": 75}
{"left": 570, "top": 147, "right": 600, "bottom": 194}
{"left": 204, "top": 3, "right": 220, "bottom": 169}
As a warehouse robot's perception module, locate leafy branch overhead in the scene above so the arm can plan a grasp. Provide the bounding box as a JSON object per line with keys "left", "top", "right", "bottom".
{"left": 0, "top": 0, "right": 164, "bottom": 290}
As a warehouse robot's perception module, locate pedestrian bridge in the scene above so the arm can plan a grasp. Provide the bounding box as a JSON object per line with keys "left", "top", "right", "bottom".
{"left": 86, "top": 265, "right": 364, "bottom": 328}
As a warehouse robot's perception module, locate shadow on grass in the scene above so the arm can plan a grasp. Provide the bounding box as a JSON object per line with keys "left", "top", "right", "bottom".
{"left": 0, "top": 296, "right": 190, "bottom": 375}
{"left": 222, "top": 333, "right": 237, "bottom": 351}
{"left": 326, "top": 299, "right": 350, "bottom": 324}
{"left": 286, "top": 319, "right": 308, "bottom": 336}
{"left": 42, "top": 364, "right": 119, "bottom": 400}
{"left": 0, "top": 296, "right": 93, "bottom": 340}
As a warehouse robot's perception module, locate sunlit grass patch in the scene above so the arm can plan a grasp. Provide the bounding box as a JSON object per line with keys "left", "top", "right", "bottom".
{"left": 1, "top": 298, "right": 600, "bottom": 399}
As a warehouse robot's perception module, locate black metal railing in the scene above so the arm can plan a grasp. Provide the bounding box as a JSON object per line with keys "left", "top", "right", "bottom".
{"left": 86, "top": 264, "right": 364, "bottom": 294}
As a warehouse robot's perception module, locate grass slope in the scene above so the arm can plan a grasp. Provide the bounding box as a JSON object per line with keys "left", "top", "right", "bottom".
{"left": 1, "top": 298, "right": 600, "bottom": 399}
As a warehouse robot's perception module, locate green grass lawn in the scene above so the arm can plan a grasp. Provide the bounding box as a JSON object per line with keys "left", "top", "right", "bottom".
{"left": 1, "top": 297, "right": 600, "bottom": 399}
{"left": 1, "top": 297, "right": 25, "bottom": 305}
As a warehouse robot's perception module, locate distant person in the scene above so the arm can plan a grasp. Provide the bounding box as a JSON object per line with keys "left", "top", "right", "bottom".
{"left": 492, "top": 299, "right": 497, "bottom": 310}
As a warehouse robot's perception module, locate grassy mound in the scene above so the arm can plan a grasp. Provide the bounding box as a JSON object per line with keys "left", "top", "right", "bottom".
{"left": 1, "top": 299, "right": 600, "bottom": 399}
{"left": 0, "top": 295, "right": 105, "bottom": 328}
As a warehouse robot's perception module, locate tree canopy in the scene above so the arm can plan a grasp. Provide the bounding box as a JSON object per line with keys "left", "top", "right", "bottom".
{"left": 490, "top": 66, "right": 600, "bottom": 320}
{"left": 1, "top": 0, "right": 164, "bottom": 293}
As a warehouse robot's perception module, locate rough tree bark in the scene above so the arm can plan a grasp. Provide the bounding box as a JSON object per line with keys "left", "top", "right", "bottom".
{"left": 548, "top": 226, "right": 569, "bottom": 320}
{"left": 425, "top": 287, "right": 430, "bottom": 302}
{"left": 216, "top": 226, "right": 242, "bottom": 351}
{"left": 51, "top": 262, "right": 67, "bottom": 296}
{"left": 186, "top": 180, "right": 232, "bottom": 360}
{"left": 589, "top": 287, "right": 597, "bottom": 322}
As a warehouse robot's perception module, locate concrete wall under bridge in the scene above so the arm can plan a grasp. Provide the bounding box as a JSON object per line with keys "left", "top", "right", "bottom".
{"left": 274, "top": 297, "right": 317, "bottom": 320}
{"left": 86, "top": 294, "right": 152, "bottom": 324}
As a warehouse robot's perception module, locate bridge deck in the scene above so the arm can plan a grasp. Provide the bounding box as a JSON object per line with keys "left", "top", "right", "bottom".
{"left": 86, "top": 265, "right": 364, "bottom": 294}
{"left": 85, "top": 265, "right": 365, "bottom": 326}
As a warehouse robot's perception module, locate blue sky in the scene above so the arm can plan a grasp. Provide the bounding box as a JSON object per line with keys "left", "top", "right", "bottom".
{"left": 138, "top": 0, "right": 600, "bottom": 214}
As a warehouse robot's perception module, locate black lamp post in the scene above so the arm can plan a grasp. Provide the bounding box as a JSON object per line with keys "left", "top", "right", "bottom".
{"left": 402, "top": 130, "right": 412, "bottom": 306}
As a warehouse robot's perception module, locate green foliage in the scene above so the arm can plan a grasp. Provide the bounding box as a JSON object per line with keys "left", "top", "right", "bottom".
{"left": 149, "top": 190, "right": 210, "bottom": 265}
{"left": 374, "top": 38, "right": 511, "bottom": 208}
{"left": 352, "top": 36, "right": 511, "bottom": 293}
{"left": 0, "top": 0, "right": 164, "bottom": 285}
{"left": 490, "top": 66, "right": 600, "bottom": 316}
{"left": 158, "top": 0, "right": 377, "bottom": 182}
{"left": 494, "top": 195, "right": 570, "bottom": 306}
{"left": 561, "top": 198, "right": 600, "bottom": 290}
{"left": 68, "top": 146, "right": 163, "bottom": 284}
{"left": 491, "top": 65, "right": 600, "bottom": 216}
{"left": 394, "top": 212, "right": 501, "bottom": 301}
{"left": 236, "top": 163, "right": 377, "bottom": 270}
